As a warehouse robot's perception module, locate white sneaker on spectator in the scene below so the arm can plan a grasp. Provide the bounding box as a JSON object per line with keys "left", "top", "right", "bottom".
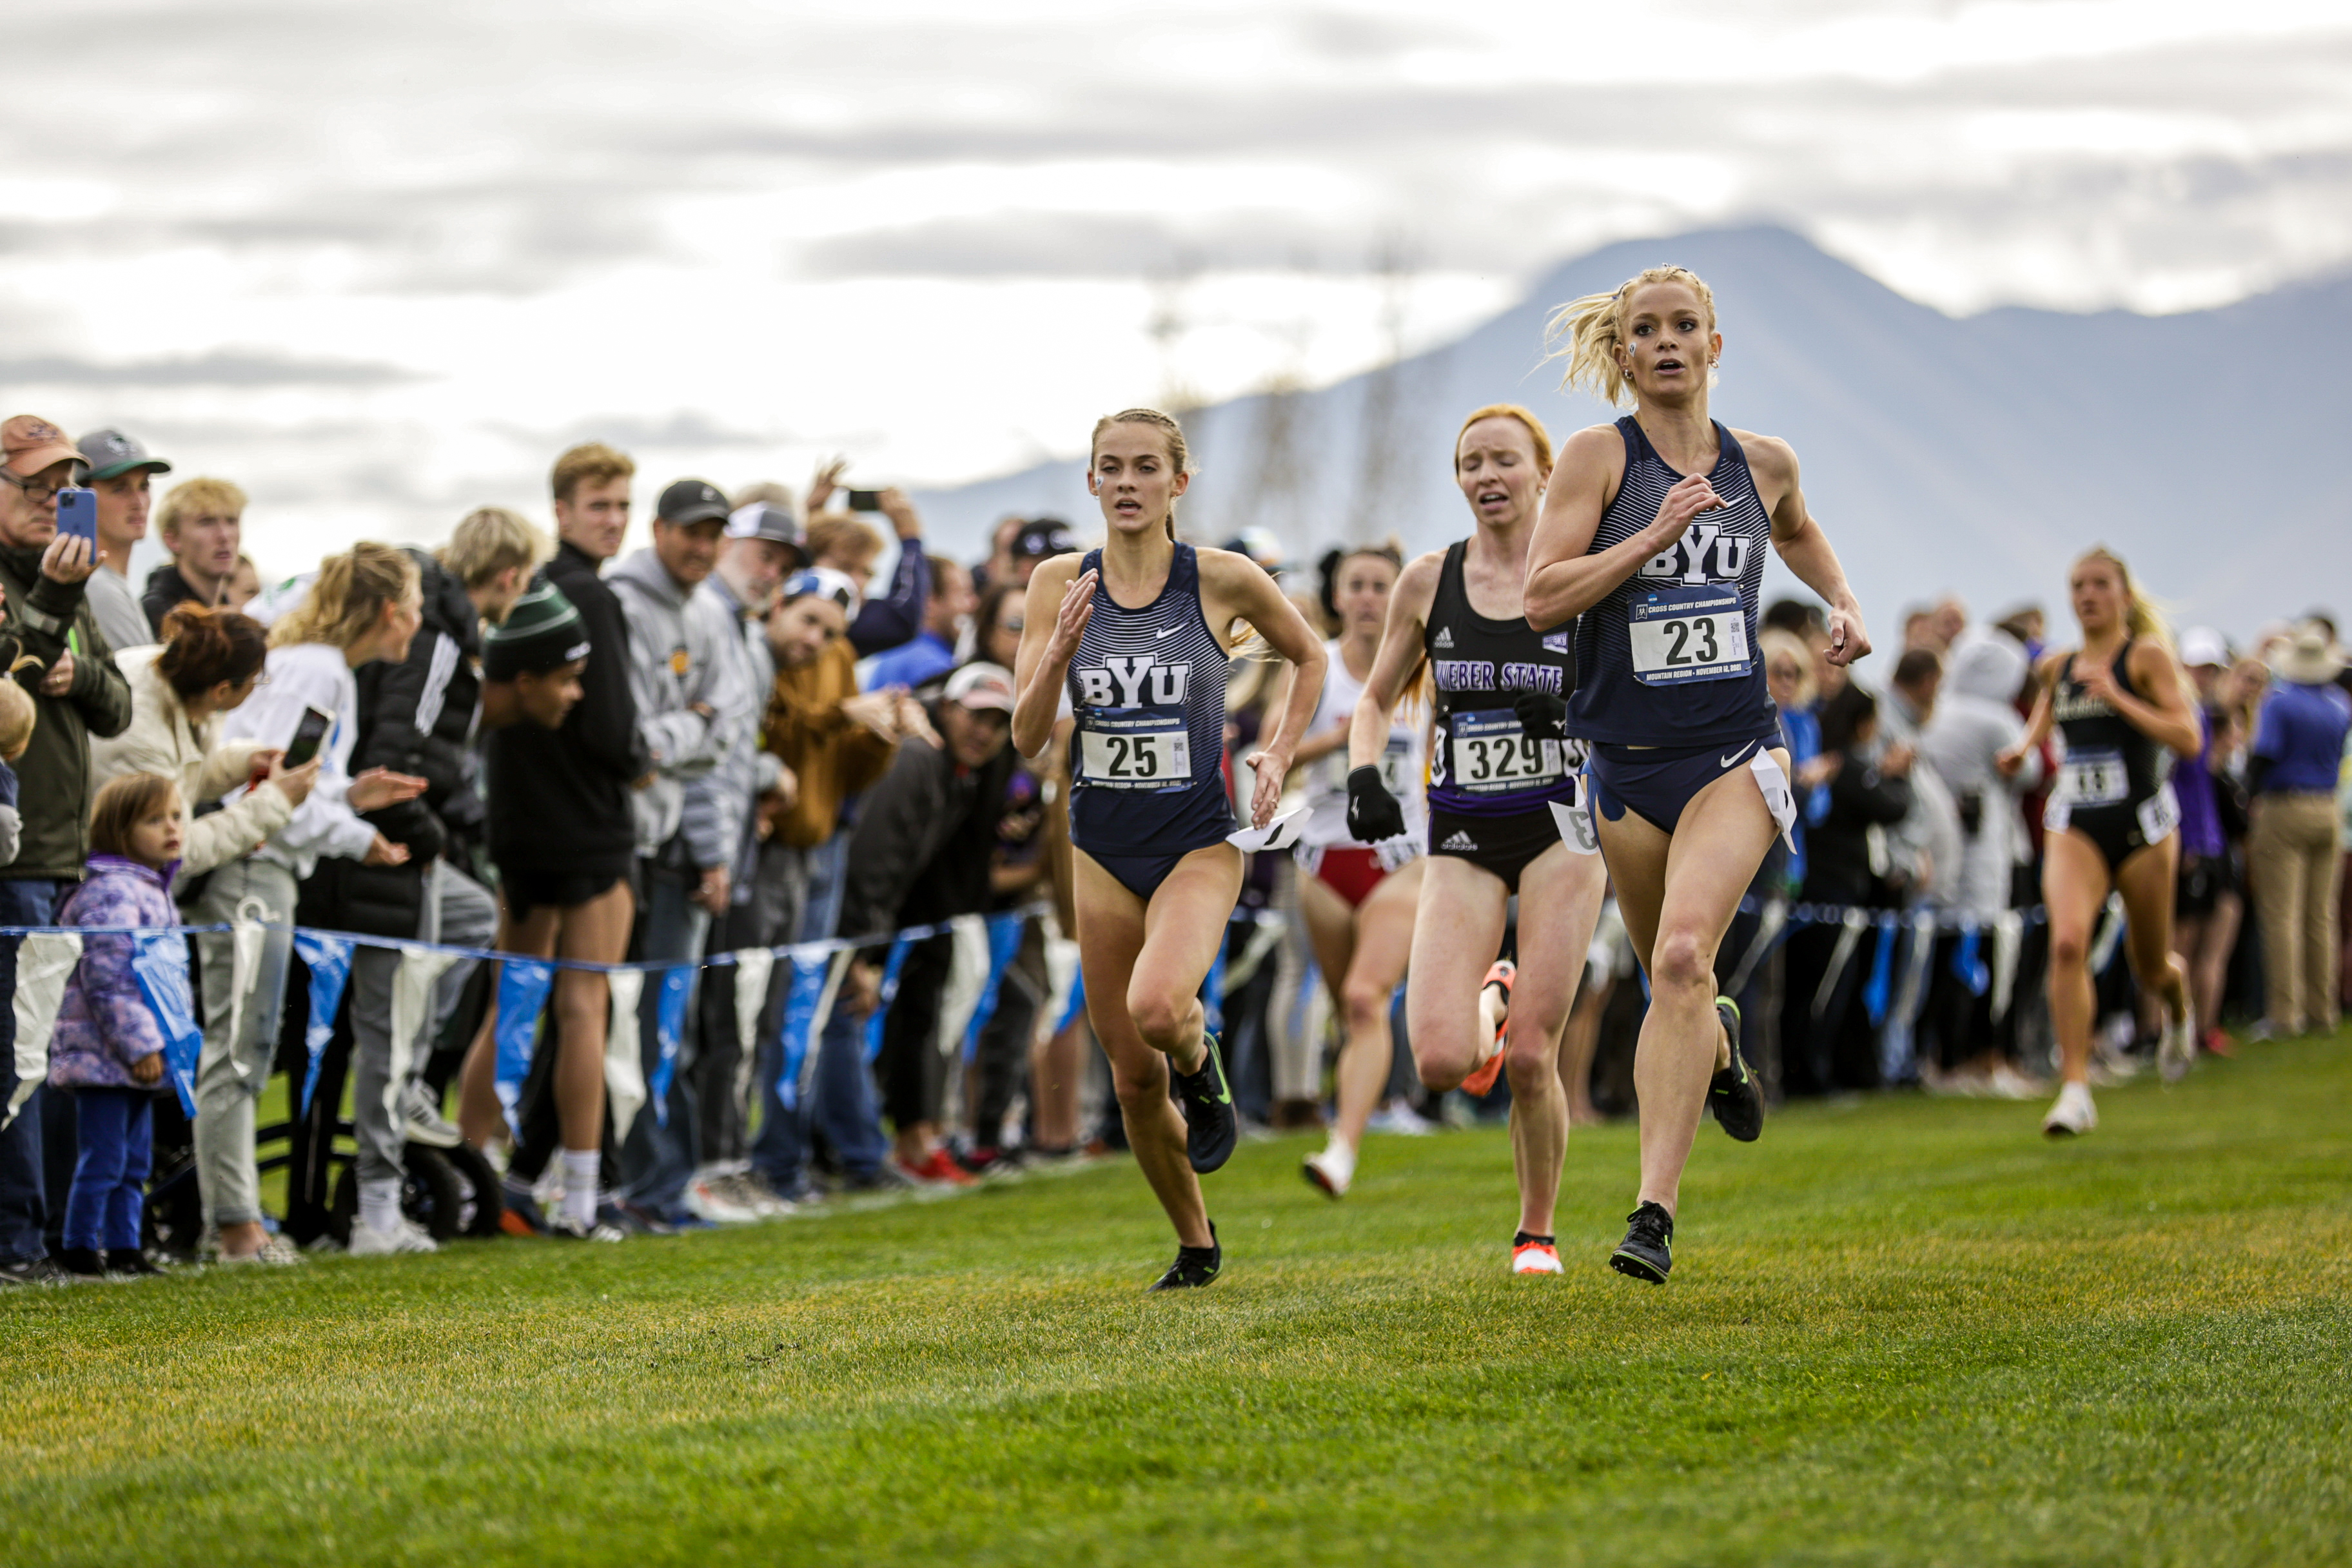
{"left": 719, "top": 1168, "right": 796, "bottom": 1219}
{"left": 217, "top": 1231, "right": 306, "bottom": 1267}
{"left": 2042, "top": 1081, "right": 2097, "bottom": 1137}
{"left": 1985, "top": 1064, "right": 2042, "bottom": 1101}
{"left": 1366, "top": 1100, "right": 1435, "bottom": 1136}
{"left": 400, "top": 1081, "right": 462, "bottom": 1148}
{"left": 684, "top": 1170, "right": 761, "bottom": 1224}
{"left": 348, "top": 1217, "right": 439, "bottom": 1257}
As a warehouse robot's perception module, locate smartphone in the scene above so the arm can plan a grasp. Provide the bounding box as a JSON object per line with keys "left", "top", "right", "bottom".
{"left": 846, "top": 489, "right": 884, "bottom": 512}
{"left": 54, "top": 487, "right": 99, "bottom": 547}
{"left": 282, "top": 705, "right": 335, "bottom": 769}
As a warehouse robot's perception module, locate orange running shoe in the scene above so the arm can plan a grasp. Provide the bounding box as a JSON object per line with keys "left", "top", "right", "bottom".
{"left": 1461, "top": 959, "right": 1515, "bottom": 1097}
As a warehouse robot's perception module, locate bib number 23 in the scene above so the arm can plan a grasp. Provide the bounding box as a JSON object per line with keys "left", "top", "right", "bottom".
{"left": 1628, "top": 583, "right": 1751, "bottom": 686}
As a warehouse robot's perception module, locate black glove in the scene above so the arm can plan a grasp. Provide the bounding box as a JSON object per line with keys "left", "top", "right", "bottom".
{"left": 1346, "top": 765, "right": 1406, "bottom": 843}
{"left": 1513, "top": 689, "right": 1570, "bottom": 740}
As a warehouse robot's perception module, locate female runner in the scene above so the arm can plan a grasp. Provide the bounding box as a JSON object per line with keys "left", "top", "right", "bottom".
{"left": 1997, "top": 547, "right": 2200, "bottom": 1135}
{"left": 1012, "top": 408, "right": 1325, "bottom": 1290}
{"left": 1525, "top": 266, "right": 1870, "bottom": 1284}
{"left": 1347, "top": 404, "right": 1610, "bottom": 1275}
{"left": 1291, "top": 544, "right": 1426, "bottom": 1199}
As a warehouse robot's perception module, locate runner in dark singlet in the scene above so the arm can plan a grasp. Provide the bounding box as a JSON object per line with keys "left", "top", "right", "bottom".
{"left": 1010, "top": 408, "right": 1325, "bottom": 1290}
{"left": 1524, "top": 266, "right": 1871, "bottom": 1284}
{"left": 1999, "top": 547, "right": 2201, "bottom": 1134}
{"left": 1348, "top": 404, "right": 1609, "bottom": 1276}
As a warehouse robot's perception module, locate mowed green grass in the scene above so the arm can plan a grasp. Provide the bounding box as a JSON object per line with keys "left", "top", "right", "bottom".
{"left": 5, "top": 1034, "right": 2349, "bottom": 1568}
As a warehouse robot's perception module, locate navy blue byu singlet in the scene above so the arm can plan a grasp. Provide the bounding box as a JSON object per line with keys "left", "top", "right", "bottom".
{"left": 1066, "top": 543, "right": 1236, "bottom": 860}
{"left": 1569, "top": 416, "right": 1778, "bottom": 749}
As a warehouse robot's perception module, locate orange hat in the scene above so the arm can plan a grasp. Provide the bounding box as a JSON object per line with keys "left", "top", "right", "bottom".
{"left": 1, "top": 416, "right": 83, "bottom": 478}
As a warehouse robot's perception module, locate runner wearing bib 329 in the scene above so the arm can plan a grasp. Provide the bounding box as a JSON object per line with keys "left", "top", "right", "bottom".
{"left": 1525, "top": 264, "right": 1871, "bottom": 1285}
{"left": 1346, "top": 404, "right": 1609, "bottom": 1275}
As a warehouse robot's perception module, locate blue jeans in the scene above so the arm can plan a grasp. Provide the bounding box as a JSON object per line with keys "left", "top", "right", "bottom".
{"left": 798, "top": 832, "right": 848, "bottom": 945}
{"left": 0, "top": 878, "right": 59, "bottom": 1264}
{"left": 615, "top": 853, "right": 707, "bottom": 1215}
{"left": 751, "top": 997, "right": 890, "bottom": 1190}
{"left": 64, "top": 1088, "right": 152, "bottom": 1253}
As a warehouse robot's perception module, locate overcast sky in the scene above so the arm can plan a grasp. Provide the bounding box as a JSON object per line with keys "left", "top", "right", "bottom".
{"left": 3, "top": 0, "right": 2347, "bottom": 572}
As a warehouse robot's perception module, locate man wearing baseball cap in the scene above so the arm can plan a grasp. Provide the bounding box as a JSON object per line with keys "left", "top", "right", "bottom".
{"left": 830, "top": 659, "right": 1018, "bottom": 1186}
{"left": 0, "top": 415, "right": 133, "bottom": 1287}
{"left": 74, "top": 429, "right": 171, "bottom": 654}
{"left": 605, "top": 477, "right": 757, "bottom": 1226}
{"left": 1008, "top": 516, "right": 1079, "bottom": 589}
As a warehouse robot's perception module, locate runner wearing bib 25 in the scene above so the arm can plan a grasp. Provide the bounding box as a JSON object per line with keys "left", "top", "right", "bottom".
{"left": 1289, "top": 545, "right": 1428, "bottom": 1202}
{"left": 1012, "top": 407, "right": 1326, "bottom": 1292}
{"left": 1998, "top": 547, "right": 2200, "bottom": 1135}
{"left": 1346, "top": 404, "right": 1609, "bottom": 1276}
{"left": 1524, "top": 266, "right": 1870, "bottom": 1284}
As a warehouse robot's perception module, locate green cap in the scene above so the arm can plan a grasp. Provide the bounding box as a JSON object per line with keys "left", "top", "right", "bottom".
{"left": 484, "top": 580, "right": 590, "bottom": 680}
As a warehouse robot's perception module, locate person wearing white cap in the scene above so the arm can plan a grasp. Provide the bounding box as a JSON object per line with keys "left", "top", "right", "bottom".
{"left": 2246, "top": 623, "right": 2352, "bottom": 1038}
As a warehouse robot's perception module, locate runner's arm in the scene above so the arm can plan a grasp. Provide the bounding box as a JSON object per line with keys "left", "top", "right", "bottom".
{"left": 1206, "top": 549, "right": 1327, "bottom": 823}
{"left": 1350, "top": 553, "right": 1438, "bottom": 770}
{"left": 2114, "top": 641, "right": 2205, "bottom": 759}
{"left": 1750, "top": 436, "right": 1870, "bottom": 670}
{"left": 1011, "top": 554, "right": 1086, "bottom": 761}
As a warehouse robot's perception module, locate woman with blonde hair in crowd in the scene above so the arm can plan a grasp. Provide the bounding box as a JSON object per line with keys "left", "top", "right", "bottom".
{"left": 1999, "top": 546, "right": 2201, "bottom": 1133}
{"left": 197, "top": 543, "right": 427, "bottom": 1262}
{"left": 1525, "top": 265, "right": 1870, "bottom": 1280}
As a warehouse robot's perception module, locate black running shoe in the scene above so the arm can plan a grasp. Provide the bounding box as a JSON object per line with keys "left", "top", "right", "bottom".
{"left": 1148, "top": 1221, "right": 1221, "bottom": 1291}
{"left": 1609, "top": 1201, "right": 1674, "bottom": 1284}
{"left": 1708, "top": 995, "right": 1764, "bottom": 1142}
{"left": 1171, "top": 1032, "right": 1239, "bottom": 1175}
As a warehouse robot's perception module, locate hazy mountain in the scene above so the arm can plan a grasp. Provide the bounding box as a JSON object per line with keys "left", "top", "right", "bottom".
{"left": 914, "top": 225, "right": 2349, "bottom": 642}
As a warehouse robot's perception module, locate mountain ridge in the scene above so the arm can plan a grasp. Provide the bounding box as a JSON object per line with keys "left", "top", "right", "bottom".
{"left": 913, "top": 226, "right": 2349, "bottom": 637}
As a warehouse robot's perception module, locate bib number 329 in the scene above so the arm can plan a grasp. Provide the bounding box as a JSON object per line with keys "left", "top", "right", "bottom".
{"left": 1628, "top": 583, "right": 1752, "bottom": 686}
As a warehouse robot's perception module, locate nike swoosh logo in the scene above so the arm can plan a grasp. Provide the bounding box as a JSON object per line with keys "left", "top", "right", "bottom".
{"left": 1720, "top": 741, "right": 1756, "bottom": 768}
{"left": 1155, "top": 626, "right": 1180, "bottom": 639}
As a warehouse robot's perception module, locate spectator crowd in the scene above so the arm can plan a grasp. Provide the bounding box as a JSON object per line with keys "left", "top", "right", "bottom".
{"left": 0, "top": 408, "right": 2346, "bottom": 1283}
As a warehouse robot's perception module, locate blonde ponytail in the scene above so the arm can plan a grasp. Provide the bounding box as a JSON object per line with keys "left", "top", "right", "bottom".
{"left": 270, "top": 542, "right": 418, "bottom": 652}
{"left": 1543, "top": 265, "right": 1718, "bottom": 407}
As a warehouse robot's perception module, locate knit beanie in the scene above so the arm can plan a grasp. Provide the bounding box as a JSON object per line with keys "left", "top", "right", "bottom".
{"left": 484, "top": 581, "right": 591, "bottom": 680}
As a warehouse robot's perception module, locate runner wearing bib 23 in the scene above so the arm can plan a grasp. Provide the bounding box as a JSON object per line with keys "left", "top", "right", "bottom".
{"left": 1347, "top": 404, "right": 1609, "bottom": 1277}
{"left": 1012, "top": 407, "right": 1326, "bottom": 1291}
{"left": 1998, "top": 546, "right": 2200, "bottom": 1137}
{"left": 1525, "top": 266, "right": 1871, "bottom": 1284}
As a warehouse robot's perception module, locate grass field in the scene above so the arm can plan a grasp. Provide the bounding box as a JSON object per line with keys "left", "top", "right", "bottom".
{"left": 5, "top": 1031, "right": 2349, "bottom": 1568}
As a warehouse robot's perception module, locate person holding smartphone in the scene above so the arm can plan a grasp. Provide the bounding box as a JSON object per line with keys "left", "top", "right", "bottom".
{"left": 202, "top": 543, "right": 427, "bottom": 1264}
{"left": 803, "top": 460, "right": 931, "bottom": 658}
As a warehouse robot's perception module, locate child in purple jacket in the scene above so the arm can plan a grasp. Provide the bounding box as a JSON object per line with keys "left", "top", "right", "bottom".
{"left": 49, "top": 772, "right": 185, "bottom": 1279}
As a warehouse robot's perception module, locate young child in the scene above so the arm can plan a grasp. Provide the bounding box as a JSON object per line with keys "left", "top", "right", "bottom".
{"left": 48, "top": 772, "right": 185, "bottom": 1279}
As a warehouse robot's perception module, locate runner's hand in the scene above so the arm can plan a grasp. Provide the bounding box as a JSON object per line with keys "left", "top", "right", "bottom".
{"left": 1243, "top": 749, "right": 1287, "bottom": 828}
{"left": 1649, "top": 473, "right": 1724, "bottom": 546}
{"left": 1824, "top": 602, "right": 1870, "bottom": 668}
{"left": 1512, "top": 689, "right": 1569, "bottom": 740}
{"left": 1047, "top": 570, "right": 1096, "bottom": 663}
{"left": 1347, "top": 766, "right": 1406, "bottom": 843}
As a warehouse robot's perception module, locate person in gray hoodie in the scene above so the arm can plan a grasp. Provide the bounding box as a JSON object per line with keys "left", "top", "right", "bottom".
{"left": 605, "top": 478, "right": 756, "bottom": 1224}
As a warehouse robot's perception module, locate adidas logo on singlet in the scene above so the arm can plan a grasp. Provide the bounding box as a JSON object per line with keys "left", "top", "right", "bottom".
{"left": 1432, "top": 627, "right": 1454, "bottom": 649}
{"left": 1440, "top": 830, "right": 1478, "bottom": 852}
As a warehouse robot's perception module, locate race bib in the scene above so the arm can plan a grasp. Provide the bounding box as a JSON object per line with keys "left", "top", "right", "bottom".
{"left": 1078, "top": 713, "right": 1190, "bottom": 789}
{"left": 2056, "top": 749, "right": 2128, "bottom": 807}
{"left": 2137, "top": 782, "right": 2179, "bottom": 845}
{"left": 1447, "top": 710, "right": 1564, "bottom": 796}
{"left": 1627, "top": 583, "right": 1752, "bottom": 686}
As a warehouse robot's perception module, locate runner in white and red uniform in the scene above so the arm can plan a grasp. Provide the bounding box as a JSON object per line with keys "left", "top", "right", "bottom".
{"left": 1293, "top": 545, "right": 1425, "bottom": 1199}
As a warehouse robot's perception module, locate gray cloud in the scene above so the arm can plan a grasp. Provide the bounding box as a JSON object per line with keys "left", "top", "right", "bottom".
{"left": 0, "top": 351, "right": 419, "bottom": 387}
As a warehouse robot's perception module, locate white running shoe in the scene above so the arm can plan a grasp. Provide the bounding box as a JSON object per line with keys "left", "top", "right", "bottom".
{"left": 1986, "top": 1064, "right": 2043, "bottom": 1101}
{"left": 2159, "top": 1008, "right": 2196, "bottom": 1084}
{"left": 399, "top": 1080, "right": 463, "bottom": 1148}
{"left": 348, "top": 1217, "right": 439, "bottom": 1257}
{"left": 1365, "top": 1100, "right": 1435, "bottom": 1136}
{"left": 1301, "top": 1142, "right": 1355, "bottom": 1199}
{"left": 1511, "top": 1239, "right": 1563, "bottom": 1275}
{"left": 719, "top": 1168, "right": 796, "bottom": 1219}
{"left": 683, "top": 1171, "right": 762, "bottom": 1225}
{"left": 2042, "top": 1081, "right": 2098, "bottom": 1137}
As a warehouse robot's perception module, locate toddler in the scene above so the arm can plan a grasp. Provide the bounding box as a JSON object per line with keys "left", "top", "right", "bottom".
{"left": 49, "top": 772, "right": 185, "bottom": 1279}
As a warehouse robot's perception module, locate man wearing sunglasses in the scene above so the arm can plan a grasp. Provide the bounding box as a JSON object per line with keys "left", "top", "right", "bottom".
{"left": 0, "top": 415, "right": 135, "bottom": 1288}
